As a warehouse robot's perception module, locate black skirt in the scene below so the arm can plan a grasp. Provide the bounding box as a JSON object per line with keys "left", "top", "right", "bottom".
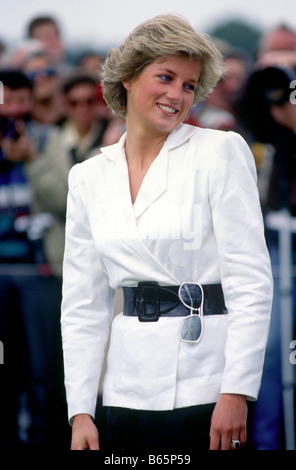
{"left": 105, "top": 403, "right": 216, "bottom": 451}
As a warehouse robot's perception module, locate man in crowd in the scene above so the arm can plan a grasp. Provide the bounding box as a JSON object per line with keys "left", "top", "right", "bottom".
{"left": 60, "top": 73, "right": 109, "bottom": 164}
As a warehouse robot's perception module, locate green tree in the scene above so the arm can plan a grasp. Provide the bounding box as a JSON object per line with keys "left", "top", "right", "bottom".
{"left": 208, "top": 19, "right": 263, "bottom": 58}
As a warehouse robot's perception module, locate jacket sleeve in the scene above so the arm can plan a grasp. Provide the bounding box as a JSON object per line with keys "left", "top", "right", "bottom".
{"left": 209, "top": 131, "right": 273, "bottom": 400}
{"left": 61, "top": 164, "right": 115, "bottom": 422}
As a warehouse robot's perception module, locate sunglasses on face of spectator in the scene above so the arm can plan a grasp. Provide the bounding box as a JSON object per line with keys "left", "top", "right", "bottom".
{"left": 26, "top": 67, "right": 57, "bottom": 81}
{"left": 68, "top": 97, "right": 97, "bottom": 107}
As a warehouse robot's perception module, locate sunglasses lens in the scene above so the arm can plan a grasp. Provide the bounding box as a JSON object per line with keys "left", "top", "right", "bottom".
{"left": 179, "top": 283, "right": 202, "bottom": 309}
{"left": 179, "top": 314, "right": 202, "bottom": 342}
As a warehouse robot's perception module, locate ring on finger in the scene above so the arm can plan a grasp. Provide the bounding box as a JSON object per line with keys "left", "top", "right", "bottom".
{"left": 231, "top": 439, "right": 241, "bottom": 449}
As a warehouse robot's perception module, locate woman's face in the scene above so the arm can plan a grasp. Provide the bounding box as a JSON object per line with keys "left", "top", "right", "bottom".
{"left": 123, "top": 55, "right": 201, "bottom": 137}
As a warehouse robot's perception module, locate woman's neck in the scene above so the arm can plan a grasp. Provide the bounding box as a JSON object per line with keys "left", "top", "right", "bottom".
{"left": 124, "top": 124, "right": 168, "bottom": 204}
{"left": 124, "top": 124, "right": 167, "bottom": 170}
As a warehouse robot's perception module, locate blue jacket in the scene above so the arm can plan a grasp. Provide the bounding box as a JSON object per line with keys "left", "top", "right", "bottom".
{"left": 0, "top": 151, "right": 33, "bottom": 262}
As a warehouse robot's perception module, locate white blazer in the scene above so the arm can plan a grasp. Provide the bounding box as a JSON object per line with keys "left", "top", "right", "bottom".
{"left": 61, "top": 123, "right": 273, "bottom": 422}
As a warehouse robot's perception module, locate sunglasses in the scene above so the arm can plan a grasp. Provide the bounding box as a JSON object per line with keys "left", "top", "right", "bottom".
{"left": 26, "top": 67, "right": 56, "bottom": 81}
{"left": 178, "top": 282, "right": 204, "bottom": 344}
{"left": 68, "top": 97, "right": 96, "bottom": 107}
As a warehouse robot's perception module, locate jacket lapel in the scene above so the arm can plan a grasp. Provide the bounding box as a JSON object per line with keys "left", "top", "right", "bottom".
{"left": 98, "top": 124, "right": 201, "bottom": 281}
{"left": 100, "top": 124, "right": 200, "bottom": 220}
{"left": 101, "top": 132, "right": 169, "bottom": 220}
{"left": 132, "top": 124, "right": 200, "bottom": 218}
{"left": 132, "top": 142, "right": 168, "bottom": 219}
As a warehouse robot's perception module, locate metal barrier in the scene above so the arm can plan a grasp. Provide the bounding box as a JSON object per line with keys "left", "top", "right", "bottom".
{"left": 265, "top": 210, "right": 296, "bottom": 450}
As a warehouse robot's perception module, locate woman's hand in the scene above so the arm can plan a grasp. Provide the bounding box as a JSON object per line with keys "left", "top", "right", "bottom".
{"left": 209, "top": 394, "right": 247, "bottom": 450}
{"left": 71, "top": 414, "right": 100, "bottom": 450}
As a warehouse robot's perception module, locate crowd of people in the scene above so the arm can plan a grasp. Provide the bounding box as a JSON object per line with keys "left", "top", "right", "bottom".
{"left": 0, "top": 13, "right": 295, "bottom": 451}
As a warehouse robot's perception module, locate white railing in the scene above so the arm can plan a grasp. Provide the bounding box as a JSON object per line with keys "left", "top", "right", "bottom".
{"left": 265, "top": 210, "right": 296, "bottom": 450}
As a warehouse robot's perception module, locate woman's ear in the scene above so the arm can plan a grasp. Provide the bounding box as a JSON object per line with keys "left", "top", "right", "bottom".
{"left": 122, "top": 79, "right": 131, "bottom": 91}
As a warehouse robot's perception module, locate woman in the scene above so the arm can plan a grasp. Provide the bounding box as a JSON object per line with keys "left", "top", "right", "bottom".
{"left": 61, "top": 14, "right": 272, "bottom": 451}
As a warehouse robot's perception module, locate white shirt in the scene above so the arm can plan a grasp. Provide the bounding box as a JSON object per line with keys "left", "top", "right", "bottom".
{"left": 61, "top": 123, "right": 273, "bottom": 422}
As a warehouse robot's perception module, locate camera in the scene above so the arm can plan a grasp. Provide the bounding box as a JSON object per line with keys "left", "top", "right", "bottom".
{"left": 236, "top": 65, "right": 296, "bottom": 143}
{"left": 247, "top": 66, "right": 296, "bottom": 107}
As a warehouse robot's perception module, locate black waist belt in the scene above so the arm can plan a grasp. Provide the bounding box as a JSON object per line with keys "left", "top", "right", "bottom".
{"left": 122, "top": 282, "right": 228, "bottom": 322}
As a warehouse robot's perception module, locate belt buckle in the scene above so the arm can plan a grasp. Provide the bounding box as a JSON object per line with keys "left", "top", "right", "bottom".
{"left": 137, "top": 281, "right": 160, "bottom": 322}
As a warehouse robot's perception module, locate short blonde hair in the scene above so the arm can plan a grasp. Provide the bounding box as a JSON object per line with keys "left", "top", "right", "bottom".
{"left": 101, "top": 14, "right": 224, "bottom": 118}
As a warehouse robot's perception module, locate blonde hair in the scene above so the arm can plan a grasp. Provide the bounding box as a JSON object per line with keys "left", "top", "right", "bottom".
{"left": 101, "top": 14, "right": 224, "bottom": 117}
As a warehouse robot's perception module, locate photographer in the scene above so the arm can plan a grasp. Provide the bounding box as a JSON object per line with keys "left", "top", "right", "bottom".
{"left": 239, "top": 65, "right": 296, "bottom": 214}
{"left": 0, "top": 70, "right": 70, "bottom": 448}
{"left": 238, "top": 63, "right": 296, "bottom": 449}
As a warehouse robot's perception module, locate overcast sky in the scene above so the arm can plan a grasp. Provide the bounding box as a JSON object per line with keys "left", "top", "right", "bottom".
{"left": 1, "top": 0, "right": 295, "bottom": 50}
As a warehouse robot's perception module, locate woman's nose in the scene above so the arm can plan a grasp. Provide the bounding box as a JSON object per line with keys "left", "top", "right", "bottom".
{"left": 166, "top": 82, "right": 182, "bottom": 102}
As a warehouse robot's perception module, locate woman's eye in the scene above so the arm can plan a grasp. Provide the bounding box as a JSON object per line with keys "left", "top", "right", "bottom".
{"left": 158, "top": 74, "right": 171, "bottom": 82}
{"left": 184, "top": 83, "right": 196, "bottom": 92}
